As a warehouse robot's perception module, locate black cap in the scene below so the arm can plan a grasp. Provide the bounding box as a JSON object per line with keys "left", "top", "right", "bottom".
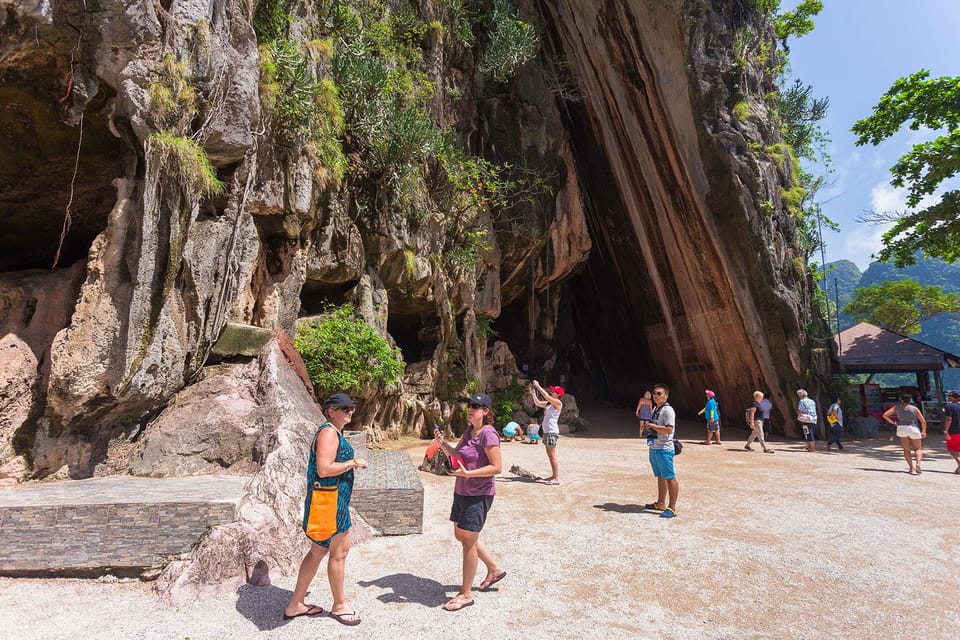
{"left": 461, "top": 392, "right": 492, "bottom": 408}
{"left": 949, "top": 390, "right": 960, "bottom": 399}
{"left": 323, "top": 392, "right": 356, "bottom": 408}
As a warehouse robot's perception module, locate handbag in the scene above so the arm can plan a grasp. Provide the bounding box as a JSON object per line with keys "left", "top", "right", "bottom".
{"left": 673, "top": 438, "right": 683, "bottom": 455}
{"left": 305, "top": 481, "right": 338, "bottom": 540}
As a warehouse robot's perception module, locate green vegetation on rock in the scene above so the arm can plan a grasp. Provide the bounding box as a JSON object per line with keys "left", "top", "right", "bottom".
{"left": 296, "top": 305, "right": 405, "bottom": 396}
{"left": 147, "top": 131, "right": 224, "bottom": 197}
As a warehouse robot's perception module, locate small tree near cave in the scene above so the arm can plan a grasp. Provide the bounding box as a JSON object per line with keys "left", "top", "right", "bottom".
{"left": 295, "top": 305, "right": 405, "bottom": 397}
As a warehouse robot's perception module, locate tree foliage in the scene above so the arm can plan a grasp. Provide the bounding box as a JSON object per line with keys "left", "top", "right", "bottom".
{"left": 843, "top": 278, "right": 960, "bottom": 335}
{"left": 852, "top": 71, "right": 960, "bottom": 267}
{"left": 776, "top": 78, "right": 829, "bottom": 160}
{"left": 295, "top": 305, "right": 405, "bottom": 396}
{"left": 774, "top": 0, "right": 823, "bottom": 44}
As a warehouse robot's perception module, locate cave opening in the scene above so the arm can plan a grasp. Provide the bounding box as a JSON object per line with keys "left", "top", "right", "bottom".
{"left": 551, "top": 99, "right": 666, "bottom": 406}
{"left": 298, "top": 279, "right": 360, "bottom": 315}
{"left": 0, "top": 59, "right": 122, "bottom": 272}
{"left": 387, "top": 313, "right": 439, "bottom": 364}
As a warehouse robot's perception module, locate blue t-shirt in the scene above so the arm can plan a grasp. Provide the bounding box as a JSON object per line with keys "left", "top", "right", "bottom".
{"left": 759, "top": 398, "right": 773, "bottom": 420}
{"left": 703, "top": 397, "right": 719, "bottom": 422}
{"left": 944, "top": 402, "right": 960, "bottom": 435}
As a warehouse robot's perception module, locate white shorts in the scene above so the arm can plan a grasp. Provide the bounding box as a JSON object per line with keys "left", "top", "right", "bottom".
{"left": 896, "top": 425, "right": 922, "bottom": 439}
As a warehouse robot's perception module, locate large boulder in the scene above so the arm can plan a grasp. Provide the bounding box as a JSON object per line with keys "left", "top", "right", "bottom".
{"left": 153, "top": 338, "right": 330, "bottom": 604}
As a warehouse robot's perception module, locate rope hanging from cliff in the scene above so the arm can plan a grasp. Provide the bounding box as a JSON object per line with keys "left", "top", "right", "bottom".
{"left": 52, "top": 37, "right": 84, "bottom": 269}
{"left": 51, "top": 112, "right": 82, "bottom": 269}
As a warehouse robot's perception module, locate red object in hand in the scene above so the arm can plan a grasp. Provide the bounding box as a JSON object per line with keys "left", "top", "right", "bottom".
{"left": 445, "top": 454, "right": 465, "bottom": 472}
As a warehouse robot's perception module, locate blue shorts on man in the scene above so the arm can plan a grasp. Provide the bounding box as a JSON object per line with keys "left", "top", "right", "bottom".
{"left": 649, "top": 448, "right": 675, "bottom": 479}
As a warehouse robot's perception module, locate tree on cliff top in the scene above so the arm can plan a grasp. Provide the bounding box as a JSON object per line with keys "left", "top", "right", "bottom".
{"left": 843, "top": 278, "right": 960, "bottom": 335}
{"left": 852, "top": 70, "right": 960, "bottom": 267}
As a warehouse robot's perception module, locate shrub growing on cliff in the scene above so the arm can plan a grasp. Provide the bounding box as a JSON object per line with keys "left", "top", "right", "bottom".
{"left": 478, "top": 0, "right": 538, "bottom": 82}
{"left": 147, "top": 131, "right": 224, "bottom": 197}
{"left": 296, "top": 305, "right": 405, "bottom": 396}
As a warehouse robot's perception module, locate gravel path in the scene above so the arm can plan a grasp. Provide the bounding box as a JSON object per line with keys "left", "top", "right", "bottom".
{"left": 2, "top": 406, "right": 958, "bottom": 639}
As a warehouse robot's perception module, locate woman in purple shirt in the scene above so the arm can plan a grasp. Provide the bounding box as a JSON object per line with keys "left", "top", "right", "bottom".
{"left": 433, "top": 392, "right": 506, "bottom": 611}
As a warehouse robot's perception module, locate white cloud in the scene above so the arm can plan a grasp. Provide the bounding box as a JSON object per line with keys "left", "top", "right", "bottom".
{"left": 839, "top": 222, "right": 892, "bottom": 268}
{"left": 870, "top": 182, "right": 908, "bottom": 213}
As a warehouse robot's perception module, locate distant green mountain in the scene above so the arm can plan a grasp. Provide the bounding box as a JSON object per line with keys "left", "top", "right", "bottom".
{"left": 826, "top": 255, "right": 960, "bottom": 389}
{"left": 824, "top": 259, "right": 861, "bottom": 330}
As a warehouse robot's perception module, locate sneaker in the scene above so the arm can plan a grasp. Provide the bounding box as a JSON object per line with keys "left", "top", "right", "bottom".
{"left": 660, "top": 507, "right": 677, "bottom": 518}
{"left": 744, "top": 445, "right": 753, "bottom": 451}
{"left": 763, "top": 448, "right": 775, "bottom": 453}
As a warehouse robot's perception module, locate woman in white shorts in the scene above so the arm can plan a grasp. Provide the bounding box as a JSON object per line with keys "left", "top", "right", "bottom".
{"left": 882, "top": 394, "right": 927, "bottom": 475}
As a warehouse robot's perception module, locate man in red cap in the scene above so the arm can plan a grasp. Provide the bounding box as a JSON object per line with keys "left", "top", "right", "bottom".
{"left": 529, "top": 380, "right": 564, "bottom": 484}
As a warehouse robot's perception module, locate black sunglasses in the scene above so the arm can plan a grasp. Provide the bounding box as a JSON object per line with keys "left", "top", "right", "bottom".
{"left": 468, "top": 402, "right": 485, "bottom": 409}
{"left": 653, "top": 391, "right": 665, "bottom": 396}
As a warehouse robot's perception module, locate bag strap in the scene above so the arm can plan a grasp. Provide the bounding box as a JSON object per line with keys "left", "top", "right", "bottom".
{"left": 312, "top": 423, "right": 343, "bottom": 485}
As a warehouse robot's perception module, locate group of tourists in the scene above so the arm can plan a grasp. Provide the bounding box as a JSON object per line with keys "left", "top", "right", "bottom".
{"left": 686, "top": 386, "right": 960, "bottom": 477}
{"left": 282, "top": 379, "right": 960, "bottom": 625}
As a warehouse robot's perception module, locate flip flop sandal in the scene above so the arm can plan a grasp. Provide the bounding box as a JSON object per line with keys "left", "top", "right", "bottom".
{"left": 479, "top": 571, "right": 507, "bottom": 591}
{"left": 328, "top": 610, "right": 361, "bottom": 626}
{"left": 442, "top": 598, "right": 475, "bottom": 611}
{"left": 643, "top": 502, "right": 665, "bottom": 511}
{"left": 283, "top": 605, "right": 324, "bottom": 620}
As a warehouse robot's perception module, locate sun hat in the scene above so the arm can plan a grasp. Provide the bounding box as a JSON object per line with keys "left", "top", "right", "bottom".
{"left": 503, "top": 421, "right": 519, "bottom": 437}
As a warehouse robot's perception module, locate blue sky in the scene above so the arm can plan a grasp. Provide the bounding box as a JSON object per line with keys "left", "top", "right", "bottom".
{"left": 780, "top": 0, "right": 960, "bottom": 271}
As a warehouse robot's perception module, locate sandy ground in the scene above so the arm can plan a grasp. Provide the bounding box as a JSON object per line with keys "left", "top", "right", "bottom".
{"left": 2, "top": 406, "right": 959, "bottom": 640}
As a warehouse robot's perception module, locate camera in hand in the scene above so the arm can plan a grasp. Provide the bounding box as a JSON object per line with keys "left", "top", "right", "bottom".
{"left": 641, "top": 427, "right": 657, "bottom": 438}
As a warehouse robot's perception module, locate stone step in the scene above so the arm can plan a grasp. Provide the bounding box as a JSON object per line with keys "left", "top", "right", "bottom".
{"left": 0, "top": 447, "right": 424, "bottom": 575}
{"left": 0, "top": 475, "right": 247, "bottom": 576}
{"left": 353, "top": 449, "right": 423, "bottom": 535}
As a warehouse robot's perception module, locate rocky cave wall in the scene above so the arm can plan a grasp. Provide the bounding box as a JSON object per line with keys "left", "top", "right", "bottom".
{"left": 0, "top": 0, "right": 828, "bottom": 485}
{"left": 529, "top": 0, "right": 827, "bottom": 422}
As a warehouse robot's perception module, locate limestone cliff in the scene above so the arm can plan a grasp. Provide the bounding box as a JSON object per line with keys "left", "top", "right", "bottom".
{"left": 1, "top": 0, "right": 830, "bottom": 485}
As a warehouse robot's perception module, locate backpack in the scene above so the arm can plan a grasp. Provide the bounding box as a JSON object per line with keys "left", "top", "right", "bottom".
{"left": 745, "top": 406, "right": 753, "bottom": 425}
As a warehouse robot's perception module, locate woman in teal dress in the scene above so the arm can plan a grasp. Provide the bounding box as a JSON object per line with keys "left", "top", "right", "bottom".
{"left": 284, "top": 393, "right": 368, "bottom": 626}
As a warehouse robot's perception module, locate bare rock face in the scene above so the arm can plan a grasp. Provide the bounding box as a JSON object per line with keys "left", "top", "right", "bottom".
{"left": 0, "top": 263, "right": 85, "bottom": 484}
{"left": 153, "top": 339, "right": 323, "bottom": 604}
{"left": 128, "top": 360, "right": 262, "bottom": 477}
{"left": 535, "top": 1, "right": 824, "bottom": 428}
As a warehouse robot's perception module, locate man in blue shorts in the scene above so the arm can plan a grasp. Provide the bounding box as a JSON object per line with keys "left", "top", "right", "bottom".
{"left": 644, "top": 383, "right": 679, "bottom": 518}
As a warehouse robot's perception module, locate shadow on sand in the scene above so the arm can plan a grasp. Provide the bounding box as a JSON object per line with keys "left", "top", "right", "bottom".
{"left": 593, "top": 502, "right": 655, "bottom": 514}
{"left": 236, "top": 584, "right": 320, "bottom": 632}
{"left": 357, "top": 573, "right": 454, "bottom": 607}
